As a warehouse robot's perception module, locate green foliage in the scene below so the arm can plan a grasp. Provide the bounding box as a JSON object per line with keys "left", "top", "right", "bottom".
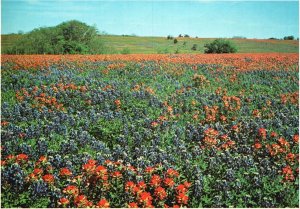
{"left": 174, "top": 38, "right": 178, "bottom": 44}
{"left": 120, "top": 48, "right": 131, "bottom": 54}
{"left": 167, "top": 35, "right": 173, "bottom": 40}
{"left": 283, "top": 36, "right": 294, "bottom": 40}
{"left": 2, "top": 34, "right": 299, "bottom": 54}
{"left": 5, "top": 20, "right": 110, "bottom": 54}
{"left": 157, "top": 47, "right": 170, "bottom": 54}
{"left": 191, "top": 44, "right": 197, "bottom": 51}
{"left": 204, "top": 39, "right": 237, "bottom": 53}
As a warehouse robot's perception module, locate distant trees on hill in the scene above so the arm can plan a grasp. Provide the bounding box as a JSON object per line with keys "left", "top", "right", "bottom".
{"left": 167, "top": 35, "right": 174, "bottom": 40}
{"left": 5, "top": 20, "right": 110, "bottom": 54}
{"left": 283, "top": 36, "right": 294, "bottom": 40}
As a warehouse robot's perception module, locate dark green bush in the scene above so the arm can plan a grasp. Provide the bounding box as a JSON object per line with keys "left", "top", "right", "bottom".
{"left": 283, "top": 36, "right": 294, "bottom": 40}
{"left": 5, "top": 20, "right": 110, "bottom": 54}
{"left": 204, "top": 39, "right": 237, "bottom": 53}
{"left": 167, "top": 35, "right": 173, "bottom": 40}
{"left": 191, "top": 44, "right": 197, "bottom": 51}
{"left": 174, "top": 38, "right": 178, "bottom": 44}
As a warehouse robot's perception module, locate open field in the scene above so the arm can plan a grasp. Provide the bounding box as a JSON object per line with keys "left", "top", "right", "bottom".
{"left": 1, "top": 54, "right": 299, "bottom": 208}
{"left": 1, "top": 34, "right": 299, "bottom": 54}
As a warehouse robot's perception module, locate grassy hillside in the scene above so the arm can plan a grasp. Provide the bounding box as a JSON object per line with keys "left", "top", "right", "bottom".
{"left": 1, "top": 34, "right": 299, "bottom": 54}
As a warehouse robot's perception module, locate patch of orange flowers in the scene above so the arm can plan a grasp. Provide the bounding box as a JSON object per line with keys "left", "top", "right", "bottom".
{"left": 1, "top": 53, "right": 298, "bottom": 71}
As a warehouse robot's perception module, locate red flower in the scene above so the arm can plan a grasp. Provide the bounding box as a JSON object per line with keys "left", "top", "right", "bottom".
{"left": 35, "top": 156, "right": 47, "bottom": 166}
{"left": 183, "top": 181, "right": 191, "bottom": 189}
{"left": 166, "top": 168, "right": 179, "bottom": 177}
{"left": 126, "top": 165, "right": 136, "bottom": 173}
{"left": 278, "top": 137, "right": 290, "bottom": 151}
{"left": 60, "top": 168, "right": 72, "bottom": 177}
{"left": 33, "top": 168, "right": 43, "bottom": 176}
{"left": 97, "top": 198, "right": 110, "bottom": 208}
{"left": 270, "top": 132, "right": 278, "bottom": 138}
{"left": 176, "top": 193, "right": 189, "bottom": 205}
{"left": 254, "top": 142, "right": 262, "bottom": 149}
{"left": 145, "top": 166, "right": 155, "bottom": 174}
{"left": 258, "top": 128, "right": 267, "bottom": 139}
{"left": 125, "top": 181, "right": 136, "bottom": 193}
{"left": 204, "top": 128, "right": 219, "bottom": 138}
{"left": 95, "top": 165, "right": 107, "bottom": 174}
{"left": 74, "top": 195, "right": 92, "bottom": 208}
{"left": 114, "top": 99, "right": 121, "bottom": 108}
{"left": 1, "top": 160, "right": 6, "bottom": 166}
{"left": 151, "top": 121, "right": 159, "bottom": 128}
{"left": 133, "top": 186, "right": 143, "bottom": 195}
{"left": 87, "top": 159, "right": 97, "bottom": 165}
{"left": 293, "top": 134, "right": 299, "bottom": 143}
{"left": 42, "top": 174, "right": 54, "bottom": 184}
{"left": 104, "top": 160, "right": 113, "bottom": 165}
{"left": 16, "top": 154, "right": 28, "bottom": 162}
{"left": 150, "top": 175, "right": 161, "bottom": 188}
{"left": 128, "top": 202, "right": 139, "bottom": 208}
{"left": 231, "top": 125, "right": 239, "bottom": 132}
{"left": 63, "top": 185, "right": 79, "bottom": 196}
{"left": 226, "top": 140, "right": 235, "bottom": 147}
{"left": 138, "top": 192, "right": 153, "bottom": 206}
{"left": 220, "top": 134, "right": 229, "bottom": 141}
{"left": 58, "top": 198, "right": 69, "bottom": 207}
{"left": 82, "top": 163, "right": 96, "bottom": 174}
{"left": 95, "top": 165, "right": 108, "bottom": 180}
{"left": 164, "top": 178, "right": 175, "bottom": 187}
{"left": 176, "top": 184, "right": 187, "bottom": 194}
{"left": 137, "top": 181, "right": 146, "bottom": 190}
{"left": 173, "top": 205, "right": 180, "bottom": 208}
{"left": 112, "top": 171, "right": 122, "bottom": 178}
{"left": 154, "top": 186, "right": 167, "bottom": 200}
{"left": 6, "top": 154, "right": 15, "bottom": 161}
{"left": 27, "top": 173, "right": 38, "bottom": 181}
{"left": 282, "top": 166, "right": 295, "bottom": 181}
{"left": 286, "top": 153, "right": 295, "bottom": 162}
{"left": 266, "top": 143, "right": 282, "bottom": 156}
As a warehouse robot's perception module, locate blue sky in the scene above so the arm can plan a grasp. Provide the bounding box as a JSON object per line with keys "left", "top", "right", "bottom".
{"left": 1, "top": 0, "right": 299, "bottom": 38}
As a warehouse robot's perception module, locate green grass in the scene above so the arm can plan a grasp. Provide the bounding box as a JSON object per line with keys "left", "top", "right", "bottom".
{"left": 1, "top": 34, "right": 299, "bottom": 54}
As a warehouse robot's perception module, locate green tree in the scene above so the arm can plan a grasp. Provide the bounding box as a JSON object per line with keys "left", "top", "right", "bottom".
{"left": 283, "top": 36, "right": 294, "bottom": 40}
{"left": 204, "top": 39, "right": 237, "bottom": 54}
{"left": 6, "top": 20, "right": 107, "bottom": 54}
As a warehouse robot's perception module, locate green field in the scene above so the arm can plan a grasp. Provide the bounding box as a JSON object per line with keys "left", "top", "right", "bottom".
{"left": 1, "top": 34, "right": 299, "bottom": 54}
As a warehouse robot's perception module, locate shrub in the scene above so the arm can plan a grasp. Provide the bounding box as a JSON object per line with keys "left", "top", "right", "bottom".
{"left": 204, "top": 39, "right": 237, "bottom": 54}
{"left": 191, "top": 44, "right": 197, "bottom": 51}
{"left": 5, "top": 20, "right": 110, "bottom": 54}
{"left": 167, "top": 35, "right": 173, "bottom": 40}
{"left": 283, "top": 36, "right": 294, "bottom": 40}
{"left": 174, "top": 39, "right": 178, "bottom": 44}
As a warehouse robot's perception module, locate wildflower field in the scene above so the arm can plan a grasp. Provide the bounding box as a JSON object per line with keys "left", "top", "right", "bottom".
{"left": 1, "top": 53, "right": 299, "bottom": 208}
